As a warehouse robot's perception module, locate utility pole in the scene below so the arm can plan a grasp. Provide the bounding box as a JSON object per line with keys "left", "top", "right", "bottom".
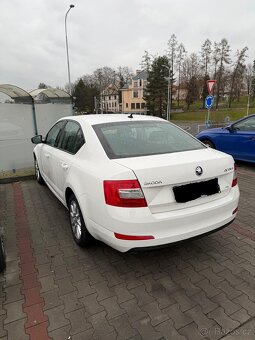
{"left": 65, "top": 4, "right": 75, "bottom": 95}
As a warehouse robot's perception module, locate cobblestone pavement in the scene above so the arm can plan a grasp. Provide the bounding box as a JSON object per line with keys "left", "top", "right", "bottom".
{"left": 0, "top": 163, "right": 254, "bottom": 340}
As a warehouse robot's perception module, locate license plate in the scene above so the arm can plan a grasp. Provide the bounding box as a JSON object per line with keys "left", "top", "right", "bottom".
{"left": 173, "top": 178, "right": 220, "bottom": 203}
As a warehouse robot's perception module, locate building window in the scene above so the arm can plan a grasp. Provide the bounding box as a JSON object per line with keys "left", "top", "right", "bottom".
{"left": 133, "top": 91, "right": 138, "bottom": 98}
{"left": 136, "top": 103, "right": 140, "bottom": 109}
{"left": 109, "top": 102, "right": 111, "bottom": 107}
{"left": 134, "top": 81, "right": 138, "bottom": 87}
{"left": 139, "top": 79, "right": 142, "bottom": 87}
{"left": 114, "top": 95, "right": 117, "bottom": 100}
{"left": 126, "top": 103, "right": 128, "bottom": 108}
{"left": 141, "top": 103, "right": 145, "bottom": 109}
{"left": 131, "top": 103, "right": 135, "bottom": 110}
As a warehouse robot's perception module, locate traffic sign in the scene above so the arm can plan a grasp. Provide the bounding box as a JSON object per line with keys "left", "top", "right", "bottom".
{"left": 207, "top": 80, "right": 216, "bottom": 94}
{"left": 205, "top": 95, "right": 214, "bottom": 109}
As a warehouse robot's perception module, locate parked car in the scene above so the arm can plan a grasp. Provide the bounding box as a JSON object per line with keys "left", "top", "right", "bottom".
{"left": 197, "top": 114, "right": 255, "bottom": 163}
{"left": 31, "top": 114, "right": 239, "bottom": 252}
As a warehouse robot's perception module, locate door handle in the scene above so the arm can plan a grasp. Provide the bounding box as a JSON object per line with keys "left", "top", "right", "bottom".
{"left": 61, "top": 163, "right": 69, "bottom": 170}
{"left": 45, "top": 153, "right": 50, "bottom": 158}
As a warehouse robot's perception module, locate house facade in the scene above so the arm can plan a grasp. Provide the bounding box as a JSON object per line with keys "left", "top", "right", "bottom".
{"left": 121, "top": 70, "right": 148, "bottom": 114}
{"left": 100, "top": 84, "right": 120, "bottom": 113}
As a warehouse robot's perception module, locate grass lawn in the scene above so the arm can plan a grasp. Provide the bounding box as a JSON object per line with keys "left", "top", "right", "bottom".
{"left": 171, "top": 97, "right": 255, "bottom": 122}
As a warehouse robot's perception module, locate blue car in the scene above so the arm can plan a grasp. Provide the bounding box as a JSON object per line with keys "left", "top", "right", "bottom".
{"left": 196, "top": 114, "right": 255, "bottom": 163}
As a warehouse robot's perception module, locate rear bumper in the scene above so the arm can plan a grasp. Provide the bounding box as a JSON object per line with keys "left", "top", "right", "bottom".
{"left": 86, "top": 186, "right": 239, "bottom": 252}
{"left": 131, "top": 218, "right": 235, "bottom": 252}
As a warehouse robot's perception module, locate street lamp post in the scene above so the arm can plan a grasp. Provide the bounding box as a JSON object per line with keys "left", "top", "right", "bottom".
{"left": 65, "top": 4, "right": 75, "bottom": 95}
{"left": 166, "top": 67, "right": 171, "bottom": 121}
{"left": 163, "top": 65, "right": 171, "bottom": 121}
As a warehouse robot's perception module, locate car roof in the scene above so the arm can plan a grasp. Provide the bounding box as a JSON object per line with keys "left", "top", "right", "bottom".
{"left": 59, "top": 114, "right": 163, "bottom": 126}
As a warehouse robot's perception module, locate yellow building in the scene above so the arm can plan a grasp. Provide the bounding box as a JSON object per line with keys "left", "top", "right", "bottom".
{"left": 121, "top": 70, "right": 148, "bottom": 114}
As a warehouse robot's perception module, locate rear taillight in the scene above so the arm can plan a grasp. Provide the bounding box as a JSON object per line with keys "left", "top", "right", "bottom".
{"left": 232, "top": 163, "right": 238, "bottom": 187}
{"left": 104, "top": 180, "right": 147, "bottom": 207}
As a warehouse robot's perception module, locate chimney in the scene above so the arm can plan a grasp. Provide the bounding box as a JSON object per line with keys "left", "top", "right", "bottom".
{"left": 136, "top": 70, "right": 141, "bottom": 75}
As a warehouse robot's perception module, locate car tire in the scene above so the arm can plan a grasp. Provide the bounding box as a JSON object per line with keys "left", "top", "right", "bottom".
{"left": 202, "top": 139, "right": 215, "bottom": 149}
{"left": 34, "top": 157, "right": 45, "bottom": 185}
{"left": 68, "top": 194, "right": 93, "bottom": 247}
{"left": 0, "top": 236, "right": 6, "bottom": 273}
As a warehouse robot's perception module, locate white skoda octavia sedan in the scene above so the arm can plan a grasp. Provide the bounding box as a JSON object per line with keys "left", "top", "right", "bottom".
{"left": 31, "top": 115, "right": 239, "bottom": 252}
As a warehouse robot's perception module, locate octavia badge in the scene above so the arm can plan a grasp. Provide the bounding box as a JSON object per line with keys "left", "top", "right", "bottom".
{"left": 195, "top": 166, "right": 203, "bottom": 176}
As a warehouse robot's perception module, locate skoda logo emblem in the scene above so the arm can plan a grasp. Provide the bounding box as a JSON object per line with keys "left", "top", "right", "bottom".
{"left": 195, "top": 166, "right": 203, "bottom": 176}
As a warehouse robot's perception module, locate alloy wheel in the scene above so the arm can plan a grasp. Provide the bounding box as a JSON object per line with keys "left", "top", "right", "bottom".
{"left": 69, "top": 200, "right": 82, "bottom": 240}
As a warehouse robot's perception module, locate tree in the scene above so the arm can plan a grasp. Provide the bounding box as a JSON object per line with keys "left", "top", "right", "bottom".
{"left": 64, "top": 82, "right": 75, "bottom": 95}
{"left": 116, "top": 66, "right": 133, "bottom": 87}
{"left": 200, "top": 39, "right": 212, "bottom": 108}
{"left": 200, "top": 39, "right": 212, "bottom": 77}
{"left": 228, "top": 47, "right": 248, "bottom": 107}
{"left": 252, "top": 60, "right": 255, "bottom": 101}
{"left": 186, "top": 76, "right": 199, "bottom": 110}
{"left": 167, "top": 34, "right": 178, "bottom": 74}
{"left": 73, "top": 78, "right": 99, "bottom": 113}
{"left": 181, "top": 53, "right": 201, "bottom": 84}
{"left": 214, "top": 39, "right": 231, "bottom": 108}
{"left": 249, "top": 60, "right": 255, "bottom": 101}
{"left": 92, "top": 67, "right": 117, "bottom": 91}
{"left": 144, "top": 56, "right": 170, "bottom": 117}
{"left": 116, "top": 66, "right": 133, "bottom": 103}
{"left": 140, "top": 50, "right": 153, "bottom": 72}
{"left": 38, "top": 83, "right": 48, "bottom": 89}
{"left": 176, "top": 43, "right": 186, "bottom": 107}
{"left": 73, "top": 79, "right": 87, "bottom": 112}
{"left": 212, "top": 42, "right": 220, "bottom": 79}
{"left": 166, "top": 34, "right": 178, "bottom": 106}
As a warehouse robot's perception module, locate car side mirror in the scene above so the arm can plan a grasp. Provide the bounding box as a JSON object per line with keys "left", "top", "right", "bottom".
{"left": 225, "top": 125, "right": 234, "bottom": 132}
{"left": 31, "top": 135, "right": 43, "bottom": 144}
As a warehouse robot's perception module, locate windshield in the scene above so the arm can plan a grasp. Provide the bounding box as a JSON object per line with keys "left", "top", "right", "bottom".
{"left": 93, "top": 120, "right": 205, "bottom": 159}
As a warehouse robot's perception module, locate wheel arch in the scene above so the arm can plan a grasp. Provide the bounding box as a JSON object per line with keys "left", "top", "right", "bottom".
{"left": 65, "top": 187, "right": 74, "bottom": 207}
{"left": 200, "top": 137, "right": 216, "bottom": 148}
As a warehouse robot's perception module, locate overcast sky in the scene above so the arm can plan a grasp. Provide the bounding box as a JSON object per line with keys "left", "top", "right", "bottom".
{"left": 0, "top": 0, "right": 254, "bottom": 90}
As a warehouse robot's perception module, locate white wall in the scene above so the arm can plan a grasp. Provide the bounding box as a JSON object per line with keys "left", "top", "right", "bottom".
{"left": 35, "top": 103, "right": 73, "bottom": 136}
{"left": 0, "top": 103, "right": 72, "bottom": 178}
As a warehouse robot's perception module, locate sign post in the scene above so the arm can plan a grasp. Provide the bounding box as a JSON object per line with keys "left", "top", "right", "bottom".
{"left": 205, "top": 80, "right": 216, "bottom": 127}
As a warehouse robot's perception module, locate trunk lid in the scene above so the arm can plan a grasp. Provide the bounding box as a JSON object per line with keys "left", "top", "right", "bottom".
{"left": 113, "top": 148, "right": 235, "bottom": 213}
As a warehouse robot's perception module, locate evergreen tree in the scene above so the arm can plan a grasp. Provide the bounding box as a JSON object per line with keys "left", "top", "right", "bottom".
{"left": 144, "top": 56, "right": 170, "bottom": 118}
{"left": 73, "top": 79, "right": 99, "bottom": 113}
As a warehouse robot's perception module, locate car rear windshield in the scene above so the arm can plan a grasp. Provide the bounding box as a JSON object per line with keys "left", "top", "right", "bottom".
{"left": 93, "top": 120, "right": 205, "bottom": 159}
